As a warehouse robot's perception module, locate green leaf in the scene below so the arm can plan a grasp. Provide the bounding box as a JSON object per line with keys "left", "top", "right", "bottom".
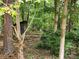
{"left": 11, "top": 10, "right": 17, "bottom": 16}
{"left": 0, "top": 8, "right": 5, "bottom": 16}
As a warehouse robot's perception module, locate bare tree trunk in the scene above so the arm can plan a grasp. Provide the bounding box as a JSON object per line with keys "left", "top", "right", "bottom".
{"left": 17, "top": 41, "right": 24, "bottom": 59}
{"left": 3, "top": 13, "right": 14, "bottom": 55}
{"left": 16, "top": 8, "right": 21, "bottom": 36}
{"left": 16, "top": 8, "right": 25, "bottom": 59}
{"left": 54, "top": 0, "right": 59, "bottom": 33}
{"left": 3, "top": 0, "right": 14, "bottom": 55}
{"left": 15, "top": 0, "right": 25, "bottom": 59}
{"left": 59, "top": 0, "right": 68, "bottom": 59}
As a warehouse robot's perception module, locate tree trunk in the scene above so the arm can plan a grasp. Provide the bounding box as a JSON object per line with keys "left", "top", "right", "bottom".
{"left": 59, "top": 0, "right": 68, "bottom": 59}
{"left": 16, "top": 8, "right": 25, "bottom": 59}
{"left": 3, "top": 0, "right": 14, "bottom": 55}
{"left": 3, "top": 13, "right": 14, "bottom": 54}
{"left": 3, "top": 0, "right": 13, "bottom": 4}
{"left": 16, "top": 0, "right": 25, "bottom": 59}
{"left": 17, "top": 41, "right": 24, "bottom": 59}
{"left": 16, "top": 8, "right": 21, "bottom": 36}
{"left": 54, "top": 0, "right": 59, "bottom": 33}
{"left": 18, "top": 47, "right": 24, "bottom": 59}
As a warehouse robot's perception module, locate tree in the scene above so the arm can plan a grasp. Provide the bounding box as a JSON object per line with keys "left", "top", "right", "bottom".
{"left": 59, "top": 0, "right": 68, "bottom": 59}
{"left": 66, "top": 0, "right": 77, "bottom": 32}
{"left": 54, "top": 0, "right": 59, "bottom": 33}
{"left": 3, "top": 0, "right": 14, "bottom": 55}
{"left": 15, "top": 0, "right": 25, "bottom": 59}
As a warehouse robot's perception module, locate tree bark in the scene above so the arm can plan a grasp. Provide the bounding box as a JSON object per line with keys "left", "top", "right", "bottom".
{"left": 54, "top": 0, "right": 59, "bottom": 33}
{"left": 3, "top": 0, "right": 14, "bottom": 55}
{"left": 16, "top": 7, "right": 25, "bottom": 59}
{"left": 17, "top": 41, "right": 24, "bottom": 59}
{"left": 16, "top": 8, "right": 21, "bottom": 36}
{"left": 16, "top": 0, "right": 25, "bottom": 59}
{"left": 3, "top": 13, "right": 13, "bottom": 54}
{"left": 59, "top": 0, "right": 68, "bottom": 59}
{"left": 3, "top": 0, "right": 13, "bottom": 4}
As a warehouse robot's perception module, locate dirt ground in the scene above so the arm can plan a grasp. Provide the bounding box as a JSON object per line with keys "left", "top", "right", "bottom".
{"left": 0, "top": 32, "right": 77, "bottom": 59}
{"left": 0, "top": 32, "right": 54, "bottom": 59}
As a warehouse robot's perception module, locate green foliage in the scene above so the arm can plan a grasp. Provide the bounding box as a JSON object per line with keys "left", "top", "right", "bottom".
{"left": 66, "top": 31, "right": 79, "bottom": 45}
{"left": 37, "top": 30, "right": 60, "bottom": 56}
{"left": 0, "top": 16, "right": 3, "bottom": 32}
{"left": 76, "top": 56, "right": 79, "bottom": 59}
{"left": 0, "top": 7, "right": 5, "bottom": 16}
{"left": 65, "top": 31, "right": 79, "bottom": 57}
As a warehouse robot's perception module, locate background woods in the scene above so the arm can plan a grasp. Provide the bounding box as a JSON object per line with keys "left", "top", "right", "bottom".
{"left": 0, "top": 0, "right": 79, "bottom": 59}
